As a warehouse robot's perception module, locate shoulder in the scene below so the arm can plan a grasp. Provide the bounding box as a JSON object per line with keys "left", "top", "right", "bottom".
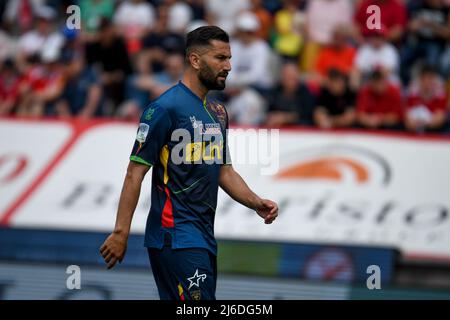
{"left": 145, "top": 83, "right": 189, "bottom": 122}
{"left": 388, "top": 84, "right": 402, "bottom": 94}
{"left": 152, "top": 84, "right": 183, "bottom": 111}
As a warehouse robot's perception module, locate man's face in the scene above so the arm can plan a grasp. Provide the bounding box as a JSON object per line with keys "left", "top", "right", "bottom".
{"left": 370, "top": 78, "right": 387, "bottom": 94}
{"left": 420, "top": 73, "right": 435, "bottom": 93}
{"left": 197, "top": 40, "right": 232, "bottom": 91}
{"left": 328, "top": 77, "right": 346, "bottom": 95}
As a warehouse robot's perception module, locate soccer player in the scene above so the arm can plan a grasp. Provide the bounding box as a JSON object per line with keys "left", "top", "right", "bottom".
{"left": 100, "top": 26, "right": 278, "bottom": 300}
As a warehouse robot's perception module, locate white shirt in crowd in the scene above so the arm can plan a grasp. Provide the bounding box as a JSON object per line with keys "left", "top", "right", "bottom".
{"left": 206, "top": 0, "right": 250, "bottom": 34}
{"left": 0, "top": 30, "right": 15, "bottom": 61}
{"left": 168, "top": 2, "right": 193, "bottom": 33}
{"left": 18, "top": 30, "right": 64, "bottom": 57}
{"left": 227, "top": 39, "right": 275, "bottom": 89}
{"left": 114, "top": 0, "right": 156, "bottom": 34}
{"left": 355, "top": 43, "right": 400, "bottom": 74}
{"left": 2, "top": 0, "right": 45, "bottom": 22}
{"left": 306, "top": 0, "right": 354, "bottom": 44}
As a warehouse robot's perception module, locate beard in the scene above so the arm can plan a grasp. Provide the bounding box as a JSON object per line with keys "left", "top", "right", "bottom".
{"left": 198, "top": 61, "right": 228, "bottom": 91}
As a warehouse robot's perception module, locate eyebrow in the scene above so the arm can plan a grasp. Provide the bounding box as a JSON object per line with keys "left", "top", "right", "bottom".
{"left": 215, "top": 54, "right": 232, "bottom": 59}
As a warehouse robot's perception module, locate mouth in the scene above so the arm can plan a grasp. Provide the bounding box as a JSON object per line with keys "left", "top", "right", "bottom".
{"left": 217, "top": 75, "right": 227, "bottom": 81}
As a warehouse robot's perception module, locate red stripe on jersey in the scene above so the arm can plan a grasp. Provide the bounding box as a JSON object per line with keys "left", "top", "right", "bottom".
{"left": 161, "top": 186, "right": 174, "bottom": 228}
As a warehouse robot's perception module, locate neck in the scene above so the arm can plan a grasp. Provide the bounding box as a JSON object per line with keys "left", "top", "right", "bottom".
{"left": 182, "top": 70, "right": 208, "bottom": 101}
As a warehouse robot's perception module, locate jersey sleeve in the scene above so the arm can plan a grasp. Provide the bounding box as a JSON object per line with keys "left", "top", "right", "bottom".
{"left": 130, "top": 103, "right": 172, "bottom": 167}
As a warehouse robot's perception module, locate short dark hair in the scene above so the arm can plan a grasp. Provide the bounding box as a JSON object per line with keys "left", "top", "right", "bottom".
{"left": 369, "top": 69, "right": 385, "bottom": 81}
{"left": 327, "top": 68, "right": 346, "bottom": 81}
{"left": 185, "top": 26, "right": 229, "bottom": 60}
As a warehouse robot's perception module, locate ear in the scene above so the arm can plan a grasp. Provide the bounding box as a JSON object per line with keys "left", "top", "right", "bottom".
{"left": 189, "top": 52, "right": 201, "bottom": 71}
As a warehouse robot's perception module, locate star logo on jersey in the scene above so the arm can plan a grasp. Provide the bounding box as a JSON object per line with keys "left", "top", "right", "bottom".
{"left": 187, "top": 269, "right": 207, "bottom": 290}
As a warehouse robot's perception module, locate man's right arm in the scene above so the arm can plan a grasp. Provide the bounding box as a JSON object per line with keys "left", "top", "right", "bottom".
{"left": 100, "top": 161, "right": 150, "bottom": 269}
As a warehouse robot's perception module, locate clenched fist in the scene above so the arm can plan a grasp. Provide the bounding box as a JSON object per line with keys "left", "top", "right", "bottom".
{"left": 100, "top": 231, "right": 128, "bottom": 269}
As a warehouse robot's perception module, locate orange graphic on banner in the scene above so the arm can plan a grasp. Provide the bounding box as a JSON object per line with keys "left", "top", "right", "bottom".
{"left": 277, "top": 157, "right": 368, "bottom": 183}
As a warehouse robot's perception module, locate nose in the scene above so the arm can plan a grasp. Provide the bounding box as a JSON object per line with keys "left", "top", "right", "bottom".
{"left": 223, "top": 60, "right": 231, "bottom": 72}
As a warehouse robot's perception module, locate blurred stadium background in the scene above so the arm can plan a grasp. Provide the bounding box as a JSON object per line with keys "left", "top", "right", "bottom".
{"left": 1, "top": 0, "right": 450, "bottom": 300}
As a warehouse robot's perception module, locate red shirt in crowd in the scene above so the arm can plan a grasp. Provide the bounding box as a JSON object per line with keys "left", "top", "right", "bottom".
{"left": 315, "top": 45, "right": 356, "bottom": 77}
{"left": 355, "top": 0, "right": 407, "bottom": 36}
{"left": 356, "top": 83, "right": 404, "bottom": 118}
{"left": 407, "top": 95, "right": 448, "bottom": 114}
{"left": 23, "top": 66, "right": 64, "bottom": 93}
{"left": 0, "top": 74, "right": 22, "bottom": 103}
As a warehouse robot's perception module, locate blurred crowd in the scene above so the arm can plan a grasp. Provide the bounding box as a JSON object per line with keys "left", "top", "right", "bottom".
{"left": 0, "top": 0, "right": 450, "bottom": 134}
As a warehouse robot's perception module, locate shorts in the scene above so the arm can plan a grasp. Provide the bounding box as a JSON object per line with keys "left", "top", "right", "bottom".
{"left": 147, "top": 234, "right": 217, "bottom": 300}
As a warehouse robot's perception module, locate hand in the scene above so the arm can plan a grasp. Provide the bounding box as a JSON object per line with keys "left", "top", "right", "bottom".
{"left": 367, "top": 115, "right": 381, "bottom": 129}
{"left": 255, "top": 199, "right": 279, "bottom": 224}
{"left": 77, "top": 109, "right": 93, "bottom": 121}
{"left": 266, "top": 113, "right": 287, "bottom": 128}
{"left": 100, "top": 231, "right": 128, "bottom": 269}
{"left": 318, "top": 117, "right": 333, "bottom": 130}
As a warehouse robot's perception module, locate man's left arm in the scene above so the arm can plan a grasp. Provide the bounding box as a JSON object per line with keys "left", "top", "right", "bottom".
{"left": 219, "top": 165, "right": 278, "bottom": 224}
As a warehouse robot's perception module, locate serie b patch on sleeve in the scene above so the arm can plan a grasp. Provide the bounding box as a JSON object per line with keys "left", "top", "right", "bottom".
{"left": 136, "top": 123, "right": 150, "bottom": 143}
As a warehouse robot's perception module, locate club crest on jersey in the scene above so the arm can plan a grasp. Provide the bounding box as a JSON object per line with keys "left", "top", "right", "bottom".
{"left": 136, "top": 123, "right": 149, "bottom": 143}
{"left": 190, "top": 290, "right": 201, "bottom": 300}
{"left": 208, "top": 102, "right": 227, "bottom": 128}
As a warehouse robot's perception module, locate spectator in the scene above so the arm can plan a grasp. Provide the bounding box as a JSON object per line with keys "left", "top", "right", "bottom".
{"left": 314, "top": 69, "right": 356, "bottom": 129}
{"left": 165, "top": 0, "right": 194, "bottom": 34}
{"left": 302, "top": 0, "right": 354, "bottom": 72}
{"left": 55, "top": 55, "right": 103, "bottom": 119}
{"left": 0, "top": 58, "right": 22, "bottom": 116}
{"left": 120, "top": 53, "right": 184, "bottom": 120}
{"left": 0, "top": 27, "right": 15, "bottom": 63}
{"left": 17, "top": 46, "right": 65, "bottom": 117}
{"left": 405, "top": 64, "right": 448, "bottom": 133}
{"left": 187, "top": 0, "right": 207, "bottom": 21}
{"left": 272, "top": 0, "right": 305, "bottom": 60}
{"left": 205, "top": 0, "right": 250, "bottom": 34}
{"left": 265, "top": 62, "right": 315, "bottom": 127}
{"left": 356, "top": 69, "right": 404, "bottom": 130}
{"left": 351, "top": 26, "right": 400, "bottom": 88}
{"left": 354, "top": 0, "right": 407, "bottom": 44}
{"left": 114, "top": 0, "right": 156, "bottom": 55}
{"left": 148, "top": 53, "right": 184, "bottom": 98}
{"left": 142, "top": 4, "right": 185, "bottom": 73}
{"left": 224, "top": 11, "right": 277, "bottom": 126}
{"left": 87, "top": 18, "right": 132, "bottom": 113}
{"left": 80, "top": 0, "right": 115, "bottom": 42}
{"left": 60, "top": 27, "right": 84, "bottom": 66}
{"left": 226, "top": 86, "right": 267, "bottom": 125}
{"left": 226, "top": 11, "right": 275, "bottom": 93}
{"left": 249, "top": 0, "right": 273, "bottom": 40}
{"left": 121, "top": 52, "right": 153, "bottom": 120}
{"left": 312, "top": 27, "right": 357, "bottom": 85}
{"left": 17, "top": 5, "right": 64, "bottom": 72}
{"left": 2, "top": 0, "right": 44, "bottom": 34}
{"left": 400, "top": 0, "right": 450, "bottom": 84}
